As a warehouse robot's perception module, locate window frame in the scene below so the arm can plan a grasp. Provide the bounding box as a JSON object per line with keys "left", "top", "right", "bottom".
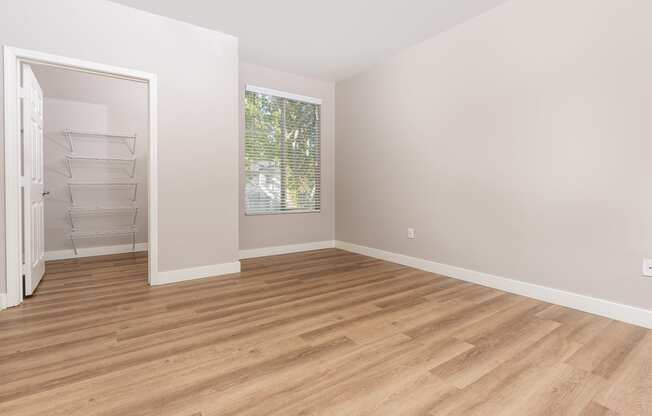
{"left": 244, "top": 85, "right": 323, "bottom": 216}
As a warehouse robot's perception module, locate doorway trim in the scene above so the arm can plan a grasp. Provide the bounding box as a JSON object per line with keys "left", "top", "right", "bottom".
{"left": 3, "top": 46, "right": 158, "bottom": 308}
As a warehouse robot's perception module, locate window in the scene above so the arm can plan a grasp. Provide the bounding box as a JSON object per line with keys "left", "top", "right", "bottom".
{"left": 244, "top": 86, "right": 321, "bottom": 215}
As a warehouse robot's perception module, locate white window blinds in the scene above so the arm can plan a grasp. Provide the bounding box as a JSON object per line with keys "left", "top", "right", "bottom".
{"left": 244, "top": 86, "right": 321, "bottom": 215}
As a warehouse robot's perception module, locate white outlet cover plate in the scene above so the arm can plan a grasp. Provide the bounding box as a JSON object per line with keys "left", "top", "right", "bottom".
{"left": 643, "top": 259, "right": 652, "bottom": 277}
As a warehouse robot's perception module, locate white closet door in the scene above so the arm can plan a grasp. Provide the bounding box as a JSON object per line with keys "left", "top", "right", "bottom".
{"left": 22, "top": 64, "right": 46, "bottom": 295}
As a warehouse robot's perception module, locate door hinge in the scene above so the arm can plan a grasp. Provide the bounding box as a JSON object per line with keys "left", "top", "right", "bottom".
{"left": 18, "top": 87, "right": 27, "bottom": 99}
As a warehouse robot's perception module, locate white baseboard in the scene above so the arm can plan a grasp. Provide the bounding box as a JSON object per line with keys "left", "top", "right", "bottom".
{"left": 335, "top": 240, "right": 652, "bottom": 329}
{"left": 152, "top": 261, "right": 241, "bottom": 286}
{"left": 239, "top": 240, "right": 335, "bottom": 259}
{"left": 45, "top": 243, "right": 148, "bottom": 261}
{"left": 0, "top": 293, "right": 6, "bottom": 310}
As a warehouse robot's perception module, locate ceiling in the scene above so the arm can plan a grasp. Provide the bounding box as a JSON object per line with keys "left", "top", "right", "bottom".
{"left": 31, "top": 64, "right": 145, "bottom": 105}
{"left": 109, "top": 0, "right": 509, "bottom": 81}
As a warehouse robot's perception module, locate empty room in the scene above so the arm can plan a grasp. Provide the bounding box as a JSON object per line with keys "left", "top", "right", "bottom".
{"left": 0, "top": 0, "right": 650, "bottom": 415}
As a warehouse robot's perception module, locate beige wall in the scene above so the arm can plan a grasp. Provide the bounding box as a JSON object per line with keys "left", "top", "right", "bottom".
{"left": 0, "top": 0, "right": 239, "bottom": 292}
{"left": 239, "top": 63, "right": 335, "bottom": 250}
{"left": 336, "top": 0, "right": 652, "bottom": 310}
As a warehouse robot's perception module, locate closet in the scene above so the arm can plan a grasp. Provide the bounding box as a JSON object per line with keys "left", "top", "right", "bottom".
{"left": 31, "top": 64, "right": 149, "bottom": 261}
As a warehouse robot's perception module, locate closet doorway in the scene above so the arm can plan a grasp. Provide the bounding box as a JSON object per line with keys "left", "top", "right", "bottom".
{"left": 3, "top": 47, "right": 158, "bottom": 307}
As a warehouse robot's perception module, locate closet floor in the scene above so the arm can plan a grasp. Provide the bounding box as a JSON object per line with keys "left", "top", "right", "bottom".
{"left": 0, "top": 249, "right": 650, "bottom": 415}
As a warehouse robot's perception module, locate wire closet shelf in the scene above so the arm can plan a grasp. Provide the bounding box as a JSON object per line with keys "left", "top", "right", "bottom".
{"left": 64, "top": 129, "right": 140, "bottom": 255}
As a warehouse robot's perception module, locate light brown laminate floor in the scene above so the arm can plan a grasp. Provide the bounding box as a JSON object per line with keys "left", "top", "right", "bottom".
{"left": 0, "top": 249, "right": 650, "bottom": 415}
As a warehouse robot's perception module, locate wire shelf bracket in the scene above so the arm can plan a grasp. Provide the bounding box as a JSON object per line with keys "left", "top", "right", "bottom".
{"left": 68, "top": 206, "right": 138, "bottom": 228}
{"left": 65, "top": 153, "right": 137, "bottom": 178}
{"left": 67, "top": 181, "right": 139, "bottom": 205}
{"left": 69, "top": 227, "right": 137, "bottom": 255}
{"left": 64, "top": 129, "right": 137, "bottom": 154}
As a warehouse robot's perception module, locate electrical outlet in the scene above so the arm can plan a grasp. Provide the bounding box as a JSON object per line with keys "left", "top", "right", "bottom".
{"left": 407, "top": 228, "right": 415, "bottom": 239}
{"left": 643, "top": 259, "right": 652, "bottom": 277}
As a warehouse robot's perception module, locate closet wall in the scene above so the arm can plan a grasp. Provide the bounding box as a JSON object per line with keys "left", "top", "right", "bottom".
{"left": 33, "top": 65, "right": 148, "bottom": 257}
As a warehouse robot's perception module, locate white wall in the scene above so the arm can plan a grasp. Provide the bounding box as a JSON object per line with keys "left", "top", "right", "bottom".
{"left": 44, "top": 99, "right": 105, "bottom": 251}
{"left": 239, "top": 63, "right": 335, "bottom": 251}
{"left": 336, "top": 0, "right": 652, "bottom": 310}
{"left": 0, "top": 0, "right": 239, "bottom": 292}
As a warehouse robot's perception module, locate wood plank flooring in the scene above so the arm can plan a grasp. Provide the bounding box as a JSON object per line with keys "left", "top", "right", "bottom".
{"left": 0, "top": 249, "right": 650, "bottom": 415}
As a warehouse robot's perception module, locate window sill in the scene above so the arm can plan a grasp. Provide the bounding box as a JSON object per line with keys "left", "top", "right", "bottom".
{"left": 245, "top": 210, "right": 321, "bottom": 217}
